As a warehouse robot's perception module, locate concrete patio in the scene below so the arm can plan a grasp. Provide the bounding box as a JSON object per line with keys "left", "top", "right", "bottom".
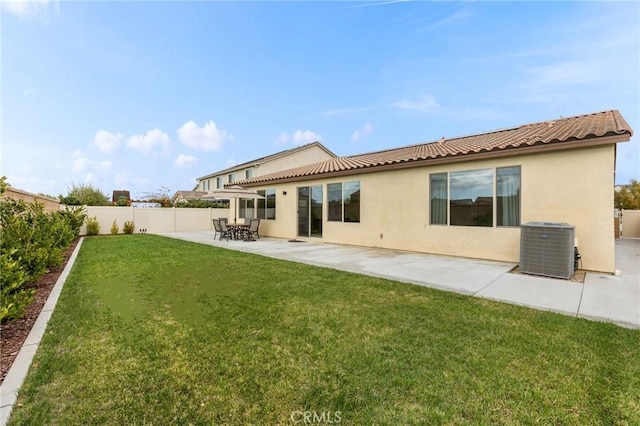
{"left": 162, "top": 232, "right": 640, "bottom": 329}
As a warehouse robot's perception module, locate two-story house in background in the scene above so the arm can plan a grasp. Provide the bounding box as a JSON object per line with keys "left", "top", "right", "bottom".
{"left": 173, "top": 141, "right": 336, "bottom": 205}
{"left": 195, "top": 142, "right": 336, "bottom": 192}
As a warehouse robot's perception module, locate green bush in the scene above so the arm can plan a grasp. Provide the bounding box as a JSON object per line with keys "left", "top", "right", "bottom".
{"left": 123, "top": 221, "right": 135, "bottom": 234}
{"left": 58, "top": 205, "right": 87, "bottom": 235}
{"left": 110, "top": 220, "right": 119, "bottom": 235}
{"left": 0, "top": 250, "right": 35, "bottom": 324}
{"left": 0, "top": 176, "right": 83, "bottom": 324}
{"left": 86, "top": 216, "right": 100, "bottom": 236}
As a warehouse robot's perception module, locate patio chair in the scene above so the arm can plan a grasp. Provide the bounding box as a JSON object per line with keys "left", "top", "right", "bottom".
{"left": 246, "top": 219, "right": 260, "bottom": 240}
{"left": 219, "top": 221, "right": 232, "bottom": 241}
{"left": 212, "top": 219, "right": 221, "bottom": 240}
{"left": 219, "top": 217, "right": 228, "bottom": 225}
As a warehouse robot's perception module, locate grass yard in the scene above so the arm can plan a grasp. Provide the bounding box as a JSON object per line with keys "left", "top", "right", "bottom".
{"left": 9, "top": 235, "right": 640, "bottom": 424}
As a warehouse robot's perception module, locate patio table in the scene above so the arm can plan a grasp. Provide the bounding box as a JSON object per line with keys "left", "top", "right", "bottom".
{"left": 226, "top": 223, "right": 250, "bottom": 240}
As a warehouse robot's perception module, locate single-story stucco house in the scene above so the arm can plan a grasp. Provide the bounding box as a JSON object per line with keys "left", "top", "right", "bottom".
{"left": 233, "top": 110, "right": 632, "bottom": 274}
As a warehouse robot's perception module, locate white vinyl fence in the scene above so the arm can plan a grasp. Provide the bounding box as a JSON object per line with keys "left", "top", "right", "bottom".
{"left": 81, "top": 206, "right": 229, "bottom": 235}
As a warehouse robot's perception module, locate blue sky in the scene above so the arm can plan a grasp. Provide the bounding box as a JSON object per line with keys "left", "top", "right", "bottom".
{"left": 2, "top": 0, "right": 638, "bottom": 199}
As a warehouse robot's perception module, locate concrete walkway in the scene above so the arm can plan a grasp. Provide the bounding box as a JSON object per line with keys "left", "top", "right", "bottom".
{"left": 163, "top": 232, "right": 640, "bottom": 329}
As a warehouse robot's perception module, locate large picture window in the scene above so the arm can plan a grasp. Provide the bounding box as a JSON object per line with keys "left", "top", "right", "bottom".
{"left": 327, "top": 181, "right": 360, "bottom": 223}
{"left": 497, "top": 166, "right": 521, "bottom": 227}
{"left": 430, "top": 173, "right": 447, "bottom": 225}
{"left": 430, "top": 166, "right": 521, "bottom": 227}
{"left": 257, "top": 189, "right": 276, "bottom": 220}
{"left": 450, "top": 169, "right": 494, "bottom": 227}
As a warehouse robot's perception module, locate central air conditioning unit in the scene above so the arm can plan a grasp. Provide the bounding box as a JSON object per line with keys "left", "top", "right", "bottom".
{"left": 520, "top": 222, "right": 576, "bottom": 279}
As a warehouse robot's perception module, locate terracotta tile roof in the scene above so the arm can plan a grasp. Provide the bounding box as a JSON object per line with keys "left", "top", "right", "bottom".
{"left": 173, "top": 190, "right": 207, "bottom": 201}
{"left": 237, "top": 110, "right": 632, "bottom": 187}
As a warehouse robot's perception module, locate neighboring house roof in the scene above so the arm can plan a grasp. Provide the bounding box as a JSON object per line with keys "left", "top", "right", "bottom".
{"left": 173, "top": 190, "right": 207, "bottom": 201}
{"left": 112, "top": 190, "right": 131, "bottom": 202}
{"left": 196, "top": 141, "right": 336, "bottom": 180}
{"left": 237, "top": 110, "right": 633, "bottom": 187}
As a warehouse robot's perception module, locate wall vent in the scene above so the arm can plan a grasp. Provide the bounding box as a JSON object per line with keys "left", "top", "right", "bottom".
{"left": 520, "top": 222, "right": 575, "bottom": 279}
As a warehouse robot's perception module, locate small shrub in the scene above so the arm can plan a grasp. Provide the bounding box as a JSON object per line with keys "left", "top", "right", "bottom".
{"left": 123, "top": 221, "right": 135, "bottom": 234}
{"left": 58, "top": 205, "right": 87, "bottom": 235}
{"left": 110, "top": 220, "right": 119, "bottom": 235}
{"left": 0, "top": 250, "right": 35, "bottom": 324}
{"left": 86, "top": 216, "right": 100, "bottom": 236}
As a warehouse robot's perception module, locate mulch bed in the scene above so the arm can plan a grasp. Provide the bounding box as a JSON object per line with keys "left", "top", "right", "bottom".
{"left": 0, "top": 238, "right": 80, "bottom": 385}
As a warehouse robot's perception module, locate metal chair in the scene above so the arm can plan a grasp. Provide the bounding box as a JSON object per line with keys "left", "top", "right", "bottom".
{"left": 212, "top": 219, "right": 221, "bottom": 240}
{"left": 219, "top": 220, "right": 232, "bottom": 241}
{"left": 246, "top": 219, "right": 260, "bottom": 240}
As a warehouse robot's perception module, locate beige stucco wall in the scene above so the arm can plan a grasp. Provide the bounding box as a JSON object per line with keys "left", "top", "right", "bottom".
{"left": 256, "top": 144, "right": 334, "bottom": 176}
{"left": 3, "top": 187, "right": 60, "bottom": 213}
{"left": 621, "top": 210, "right": 640, "bottom": 238}
{"left": 82, "top": 207, "right": 229, "bottom": 235}
{"left": 253, "top": 145, "right": 617, "bottom": 273}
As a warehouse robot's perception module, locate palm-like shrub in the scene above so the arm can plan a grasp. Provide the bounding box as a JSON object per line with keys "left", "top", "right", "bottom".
{"left": 86, "top": 216, "right": 100, "bottom": 236}
{"left": 123, "top": 221, "right": 135, "bottom": 234}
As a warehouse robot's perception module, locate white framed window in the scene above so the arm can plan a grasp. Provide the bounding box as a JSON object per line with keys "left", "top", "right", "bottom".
{"left": 428, "top": 166, "right": 521, "bottom": 227}
{"left": 327, "top": 181, "right": 360, "bottom": 223}
{"left": 257, "top": 189, "right": 276, "bottom": 220}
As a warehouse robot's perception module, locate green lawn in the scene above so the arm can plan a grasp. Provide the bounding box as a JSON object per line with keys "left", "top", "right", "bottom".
{"left": 9, "top": 235, "right": 640, "bottom": 424}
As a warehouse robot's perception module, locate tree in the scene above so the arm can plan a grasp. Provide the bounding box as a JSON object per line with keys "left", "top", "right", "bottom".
{"left": 60, "top": 183, "right": 110, "bottom": 206}
{"left": 143, "top": 186, "right": 173, "bottom": 207}
{"left": 615, "top": 179, "right": 640, "bottom": 209}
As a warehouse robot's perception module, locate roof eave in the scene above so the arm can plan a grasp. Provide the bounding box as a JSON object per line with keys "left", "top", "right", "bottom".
{"left": 241, "top": 134, "right": 630, "bottom": 187}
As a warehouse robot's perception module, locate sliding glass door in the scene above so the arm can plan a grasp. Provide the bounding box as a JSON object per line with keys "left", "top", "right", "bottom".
{"left": 297, "top": 186, "right": 323, "bottom": 237}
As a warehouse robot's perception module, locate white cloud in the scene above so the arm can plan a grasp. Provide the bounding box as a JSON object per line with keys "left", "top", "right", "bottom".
{"left": 72, "top": 151, "right": 111, "bottom": 174}
{"left": 425, "top": 9, "right": 471, "bottom": 31}
{"left": 392, "top": 94, "right": 441, "bottom": 112}
{"left": 275, "top": 130, "right": 322, "bottom": 146}
{"left": 3, "top": 0, "right": 58, "bottom": 19}
{"left": 351, "top": 122, "right": 375, "bottom": 142}
{"left": 225, "top": 158, "right": 237, "bottom": 168}
{"left": 174, "top": 154, "right": 198, "bottom": 169}
{"left": 275, "top": 132, "right": 290, "bottom": 146}
{"left": 127, "top": 129, "right": 170, "bottom": 156}
{"left": 115, "top": 173, "right": 150, "bottom": 188}
{"left": 509, "top": 2, "right": 638, "bottom": 110}
{"left": 93, "top": 130, "right": 123, "bottom": 154}
{"left": 293, "top": 130, "right": 322, "bottom": 145}
{"left": 322, "top": 105, "right": 379, "bottom": 117}
{"left": 177, "top": 120, "right": 229, "bottom": 152}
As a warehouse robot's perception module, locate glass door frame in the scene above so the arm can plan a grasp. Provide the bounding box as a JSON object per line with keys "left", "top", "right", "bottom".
{"left": 297, "top": 185, "right": 323, "bottom": 238}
